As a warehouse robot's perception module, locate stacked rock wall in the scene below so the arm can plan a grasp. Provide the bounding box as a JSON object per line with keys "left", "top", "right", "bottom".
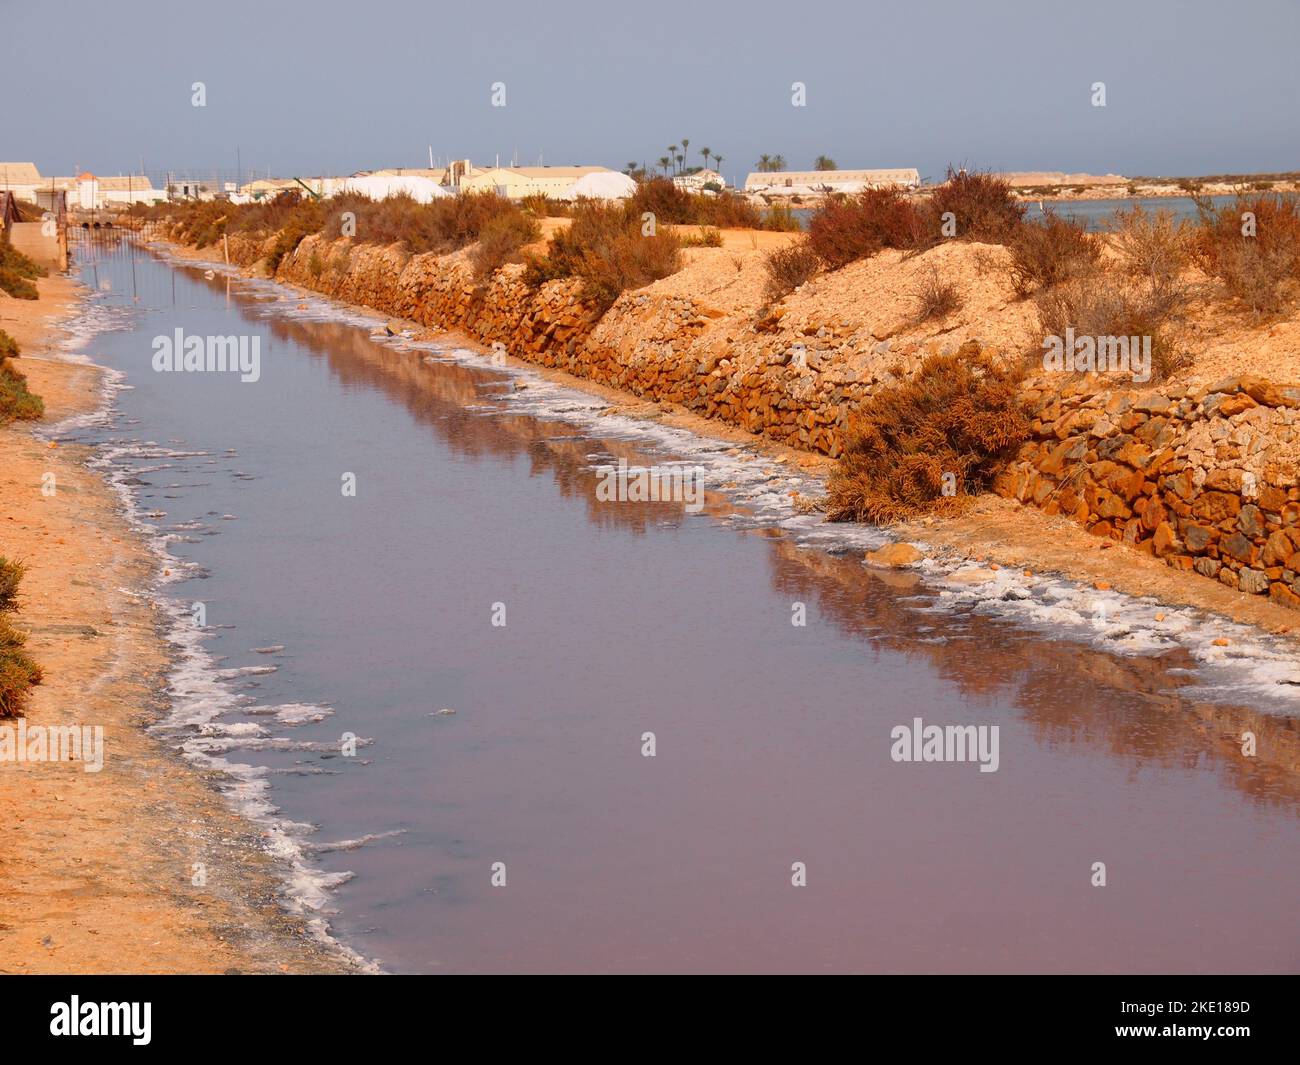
{"left": 203, "top": 229, "right": 1300, "bottom": 610}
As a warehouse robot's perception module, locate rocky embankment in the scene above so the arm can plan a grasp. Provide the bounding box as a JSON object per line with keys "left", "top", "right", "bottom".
{"left": 1003, "top": 375, "right": 1300, "bottom": 608}
{"left": 198, "top": 228, "right": 1300, "bottom": 612}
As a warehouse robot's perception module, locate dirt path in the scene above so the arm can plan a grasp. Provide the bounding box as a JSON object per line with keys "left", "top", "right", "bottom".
{"left": 0, "top": 278, "right": 352, "bottom": 974}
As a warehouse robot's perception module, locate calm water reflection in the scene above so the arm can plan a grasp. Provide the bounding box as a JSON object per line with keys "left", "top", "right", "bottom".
{"left": 65, "top": 240, "right": 1300, "bottom": 973}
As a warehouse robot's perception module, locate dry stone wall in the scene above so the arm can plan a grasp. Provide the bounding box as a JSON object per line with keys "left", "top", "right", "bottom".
{"left": 999, "top": 375, "right": 1300, "bottom": 608}
{"left": 208, "top": 229, "right": 1300, "bottom": 610}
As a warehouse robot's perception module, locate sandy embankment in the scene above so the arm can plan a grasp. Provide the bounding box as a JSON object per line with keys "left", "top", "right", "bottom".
{"left": 0, "top": 277, "right": 348, "bottom": 974}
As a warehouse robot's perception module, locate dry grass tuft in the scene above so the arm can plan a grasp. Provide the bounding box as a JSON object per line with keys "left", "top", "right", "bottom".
{"left": 914, "top": 265, "right": 963, "bottom": 322}
{"left": 763, "top": 237, "right": 820, "bottom": 301}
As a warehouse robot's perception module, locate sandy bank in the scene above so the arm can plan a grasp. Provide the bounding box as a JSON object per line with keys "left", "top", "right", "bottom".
{"left": 0, "top": 277, "right": 351, "bottom": 973}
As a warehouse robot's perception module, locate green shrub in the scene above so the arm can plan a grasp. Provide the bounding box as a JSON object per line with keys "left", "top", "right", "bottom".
{"left": 0, "top": 331, "right": 43, "bottom": 423}
{"left": 0, "top": 559, "right": 41, "bottom": 719}
{"left": 681, "top": 226, "right": 723, "bottom": 248}
{"left": 0, "top": 558, "right": 25, "bottom": 613}
{"left": 761, "top": 202, "right": 802, "bottom": 232}
{"left": 0, "top": 233, "right": 47, "bottom": 299}
{"left": 0, "top": 616, "right": 41, "bottom": 718}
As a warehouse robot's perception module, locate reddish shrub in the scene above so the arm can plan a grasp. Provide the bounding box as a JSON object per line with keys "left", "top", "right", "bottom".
{"left": 926, "top": 167, "right": 1025, "bottom": 245}
{"left": 827, "top": 344, "right": 1031, "bottom": 523}
{"left": 1192, "top": 193, "right": 1300, "bottom": 314}
{"left": 763, "top": 237, "right": 819, "bottom": 300}
{"left": 807, "top": 187, "right": 927, "bottom": 269}
{"left": 1007, "top": 212, "right": 1101, "bottom": 294}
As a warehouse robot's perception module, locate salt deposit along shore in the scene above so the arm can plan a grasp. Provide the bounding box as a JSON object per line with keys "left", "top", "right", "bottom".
{"left": 154, "top": 225, "right": 1300, "bottom": 644}
{"left": 8, "top": 233, "right": 1300, "bottom": 974}
{"left": 0, "top": 275, "right": 351, "bottom": 973}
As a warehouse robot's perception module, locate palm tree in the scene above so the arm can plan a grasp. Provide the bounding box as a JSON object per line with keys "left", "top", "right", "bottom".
{"left": 771, "top": 154, "right": 787, "bottom": 171}
{"left": 757, "top": 153, "right": 773, "bottom": 172}
{"left": 713, "top": 155, "right": 723, "bottom": 180}
{"left": 675, "top": 153, "right": 684, "bottom": 173}
{"left": 667, "top": 146, "right": 678, "bottom": 174}
{"left": 626, "top": 161, "right": 638, "bottom": 175}
{"left": 657, "top": 156, "right": 671, "bottom": 176}
{"left": 700, "top": 146, "right": 712, "bottom": 172}
{"left": 680, "top": 138, "right": 690, "bottom": 169}
{"left": 813, "top": 155, "right": 837, "bottom": 171}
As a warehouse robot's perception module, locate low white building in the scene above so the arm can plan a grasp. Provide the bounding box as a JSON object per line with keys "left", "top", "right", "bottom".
{"left": 0, "top": 162, "right": 46, "bottom": 202}
{"left": 96, "top": 174, "right": 166, "bottom": 206}
{"left": 458, "top": 165, "right": 616, "bottom": 200}
{"left": 744, "top": 167, "right": 920, "bottom": 196}
{"left": 672, "top": 169, "right": 726, "bottom": 192}
{"left": 335, "top": 172, "right": 450, "bottom": 203}
{"left": 560, "top": 170, "right": 638, "bottom": 201}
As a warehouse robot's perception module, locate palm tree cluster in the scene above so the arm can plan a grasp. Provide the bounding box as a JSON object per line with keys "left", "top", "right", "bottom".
{"left": 753, "top": 155, "right": 837, "bottom": 173}
{"left": 624, "top": 140, "right": 725, "bottom": 179}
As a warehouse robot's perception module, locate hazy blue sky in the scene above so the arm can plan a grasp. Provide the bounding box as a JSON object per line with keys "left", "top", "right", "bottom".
{"left": 5, "top": 0, "right": 1298, "bottom": 184}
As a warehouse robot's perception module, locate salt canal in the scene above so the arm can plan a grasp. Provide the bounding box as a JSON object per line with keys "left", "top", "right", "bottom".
{"left": 54, "top": 235, "right": 1300, "bottom": 973}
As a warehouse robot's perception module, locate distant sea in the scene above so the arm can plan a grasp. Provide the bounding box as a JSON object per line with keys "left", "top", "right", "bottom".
{"left": 774, "top": 194, "right": 1241, "bottom": 231}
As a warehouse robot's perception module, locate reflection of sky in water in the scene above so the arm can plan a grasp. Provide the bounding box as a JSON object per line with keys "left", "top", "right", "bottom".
{"left": 53, "top": 238, "right": 1300, "bottom": 975}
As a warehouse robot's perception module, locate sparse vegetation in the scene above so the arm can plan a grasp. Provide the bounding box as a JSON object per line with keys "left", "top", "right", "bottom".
{"left": 681, "top": 226, "right": 723, "bottom": 248}
{"left": 523, "top": 200, "right": 683, "bottom": 310}
{"left": 1191, "top": 192, "right": 1300, "bottom": 315}
{"left": 1107, "top": 205, "right": 1193, "bottom": 316}
{"left": 0, "top": 330, "right": 43, "bottom": 424}
{"left": 470, "top": 210, "right": 542, "bottom": 282}
{"left": 165, "top": 189, "right": 534, "bottom": 262}
{"left": 763, "top": 238, "right": 819, "bottom": 301}
{"left": 1007, "top": 212, "right": 1100, "bottom": 295}
{"left": 1034, "top": 276, "right": 1191, "bottom": 383}
{"left": 926, "top": 167, "right": 1025, "bottom": 245}
{"left": 807, "top": 187, "right": 928, "bottom": 269}
{"left": 627, "top": 178, "right": 761, "bottom": 228}
{"left": 827, "top": 344, "right": 1032, "bottom": 523}
{"left": 914, "top": 266, "right": 963, "bottom": 322}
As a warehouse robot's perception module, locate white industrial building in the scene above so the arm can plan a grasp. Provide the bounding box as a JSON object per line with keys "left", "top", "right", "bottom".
{"left": 744, "top": 168, "right": 920, "bottom": 196}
